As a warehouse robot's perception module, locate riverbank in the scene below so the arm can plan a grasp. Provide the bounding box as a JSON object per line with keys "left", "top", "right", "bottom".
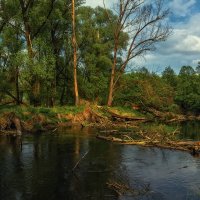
{"left": 0, "top": 105, "right": 148, "bottom": 135}
{"left": 1, "top": 104, "right": 200, "bottom": 155}
{"left": 1, "top": 104, "right": 200, "bottom": 135}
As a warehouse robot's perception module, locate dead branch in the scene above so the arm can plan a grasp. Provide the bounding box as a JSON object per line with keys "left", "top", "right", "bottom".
{"left": 96, "top": 135, "right": 200, "bottom": 154}
{"left": 72, "top": 150, "right": 89, "bottom": 172}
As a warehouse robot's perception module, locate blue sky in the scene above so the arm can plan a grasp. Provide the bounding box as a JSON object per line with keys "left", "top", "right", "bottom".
{"left": 85, "top": 0, "right": 200, "bottom": 73}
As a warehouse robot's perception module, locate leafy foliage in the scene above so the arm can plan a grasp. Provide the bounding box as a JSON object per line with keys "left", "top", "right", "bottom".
{"left": 114, "top": 69, "right": 175, "bottom": 111}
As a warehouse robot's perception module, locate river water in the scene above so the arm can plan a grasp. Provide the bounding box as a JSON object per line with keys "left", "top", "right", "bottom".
{"left": 0, "top": 124, "right": 200, "bottom": 200}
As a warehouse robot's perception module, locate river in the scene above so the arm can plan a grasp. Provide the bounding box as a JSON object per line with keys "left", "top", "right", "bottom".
{"left": 0, "top": 124, "right": 200, "bottom": 200}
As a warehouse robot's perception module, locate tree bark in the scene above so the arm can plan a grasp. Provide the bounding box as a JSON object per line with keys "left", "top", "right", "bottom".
{"left": 107, "top": 61, "right": 116, "bottom": 106}
{"left": 72, "top": 0, "right": 79, "bottom": 106}
{"left": 107, "top": 38, "right": 118, "bottom": 106}
{"left": 60, "top": 85, "right": 66, "bottom": 105}
{"left": 15, "top": 66, "right": 21, "bottom": 105}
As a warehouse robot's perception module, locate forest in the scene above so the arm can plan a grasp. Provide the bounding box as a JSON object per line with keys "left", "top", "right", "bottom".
{"left": 0, "top": 0, "right": 199, "bottom": 115}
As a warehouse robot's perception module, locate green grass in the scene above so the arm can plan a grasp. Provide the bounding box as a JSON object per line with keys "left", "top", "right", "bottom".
{"left": 51, "top": 105, "right": 85, "bottom": 115}
{"left": 0, "top": 105, "right": 85, "bottom": 121}
{"left": 0, "top": 104, "right": 146, "bottom": 125}
{"left": 139, "top": 122, "right": 179, "bottom": 135}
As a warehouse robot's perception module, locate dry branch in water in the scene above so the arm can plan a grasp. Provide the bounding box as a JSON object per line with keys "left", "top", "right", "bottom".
{"left": 97, "top": 133, "right": 200, "bottom": 155}
{"left": 72, "top": 151, "right": 89, "bottom": 172}
{"left": 107, "top": 179, "right": 150, "bottom": 197}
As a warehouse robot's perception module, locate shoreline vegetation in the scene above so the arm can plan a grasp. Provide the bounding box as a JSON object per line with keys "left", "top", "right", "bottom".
{"left": 1, "top": 104, "right": 200, "bottom": 155}
{"left": 0, "top": 104, "right": 197, "bottom": 135}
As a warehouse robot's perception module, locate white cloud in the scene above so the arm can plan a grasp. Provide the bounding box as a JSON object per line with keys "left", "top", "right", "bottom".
{"left": 169, "top": 0, "right": 196, "bottom": 17}
{"left": 85, "top": 0, "right": 103, "bottom": 8}
{"left": 85, "top": 0, "right": 117, "bottom": 8}
{"left": 174, "top": 34, "right": 200, "bottom": 53}
{"left": 192, "top": 59, "right": 200, "bottom": 65}
{"left": 183, "top": 13, "right": 200, "bottom": 35}
{"left": 85, "top": 0, "right": 200, "bottom": 73}
{"left": 133, "top": 10, "right": 200, "bottom": 72}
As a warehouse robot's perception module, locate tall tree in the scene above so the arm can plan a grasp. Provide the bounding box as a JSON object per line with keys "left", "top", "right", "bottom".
{"left": 105, "top": 0, "right": 171, "bottom": 106}
{"left": 76, "top": 6, "right": 128, "bottom": 104}
{"left": 72, "top": 0, "right": 79, "bottom": 106}
{"left": 18, "top": 0, "right": 57, "bottom": 106}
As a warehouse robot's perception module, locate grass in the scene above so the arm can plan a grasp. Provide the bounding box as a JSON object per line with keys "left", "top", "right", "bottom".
{"left": 0, "top": 105, "right": 85, "bottom": 121}
{"left": 51, "top": 105, "right": 85, "bottom": 115}
{"left": 139, "top": 122, "right": 180, "bottom": 135}
{"left": 0, "top": 104, "right": 145, "bottom": 125}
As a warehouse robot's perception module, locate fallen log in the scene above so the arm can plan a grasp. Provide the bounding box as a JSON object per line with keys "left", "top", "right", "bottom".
{"left": 96, "top": 135, "right": 200, "bottom": 154}
{"left": 100, "top": 130, "right": 118, "bottom": 134}
{"left": 105, "top": 109, "right": 146, "bottom": 121}
{"left": 146, "top": 108, "right": 199, "bottom": 123}
{"left": 0, "top": 130, "right": 20, "bottom": 135}
{"left": 97, "top": 135, "right": 149, "bottom": 145}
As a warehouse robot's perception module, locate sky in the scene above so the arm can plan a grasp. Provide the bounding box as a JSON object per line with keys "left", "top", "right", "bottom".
{"left": 85, "top": 0, "right": 200, "bottom": 73}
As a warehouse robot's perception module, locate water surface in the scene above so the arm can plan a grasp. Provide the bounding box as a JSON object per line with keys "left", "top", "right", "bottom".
{"left": 0, "top": 126, "right": 200, "bottom": 200}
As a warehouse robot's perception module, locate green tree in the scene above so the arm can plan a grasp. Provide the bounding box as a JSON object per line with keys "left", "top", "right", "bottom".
{"left": 175, "top": 66, "right": 200, "bottom": 113}
{"left": 179, "top": 66, "right": 195, "bottom": 76}
{"left": 162, "top": 66, "right": 177, "bottom": 87}
{"left": 76, "top": 6, "right": 127, "bottom": 104}
{"left": 195, "top": 62, "right": 200, "bottom": 74}
{"left": 115, "top": 71, "right": 175, "bottom": 111}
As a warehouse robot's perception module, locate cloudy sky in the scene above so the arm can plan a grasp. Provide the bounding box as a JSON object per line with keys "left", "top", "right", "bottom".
{"left": 85, "top": 0, "right": 200, "bottom": 73}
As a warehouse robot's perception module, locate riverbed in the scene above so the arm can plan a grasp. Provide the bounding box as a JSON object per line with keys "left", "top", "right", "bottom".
{"left": 0, "top": 125, "right": 200, "bottom": 200}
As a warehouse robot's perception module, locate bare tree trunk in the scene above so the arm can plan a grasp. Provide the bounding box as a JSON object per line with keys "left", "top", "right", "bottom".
{"left": 107, "top": 76, "right": 114, "bottom": 106}
{"left": 72, "top": 0, "right": 79, "bottom": 106}
{"left": 107, "top": 46, "right": 118, "bottom": 106}
{"left": 24, "top": 25, "right": 33, "bottom": 58}
{"left": 50, "top": 28, "right": 59, "bottom": 107}
{"left": 60, "top": 85, "right": 66, "bottom": 105}
{"left": 107, "top": 21, "right": 120, "bottom": 106}
{"left": 15, "top": 66, "right": 21, "bottom": 105}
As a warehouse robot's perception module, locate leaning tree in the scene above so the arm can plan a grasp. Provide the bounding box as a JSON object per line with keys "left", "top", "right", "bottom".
{"left": 104, "top": 0, "right": 171, "bottom": 106}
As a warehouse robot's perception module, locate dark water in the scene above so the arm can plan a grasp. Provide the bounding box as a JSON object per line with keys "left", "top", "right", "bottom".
{"left": 180, "top": 121, "right": 200, "bottom": 140}
{"left": 0, "top": 126, "right": 200, "bottom": 200}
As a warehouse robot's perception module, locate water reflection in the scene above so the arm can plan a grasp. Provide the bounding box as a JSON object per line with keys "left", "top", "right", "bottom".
{"left": 0, "top": 127, "right": 200, "bottom": 200}
{"left": 180, "top": 121, "right": 200, "bottom": 140}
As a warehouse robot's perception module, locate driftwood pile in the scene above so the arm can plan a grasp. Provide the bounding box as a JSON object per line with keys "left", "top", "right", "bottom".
{"left": 146, "top": 108, "right": 200, "bottom": 123}
{"left": 86, "top": 107, "right": 147, "bottom": 128}
{"left": 97, "top": 131, "right": 200, "bottom": 155}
